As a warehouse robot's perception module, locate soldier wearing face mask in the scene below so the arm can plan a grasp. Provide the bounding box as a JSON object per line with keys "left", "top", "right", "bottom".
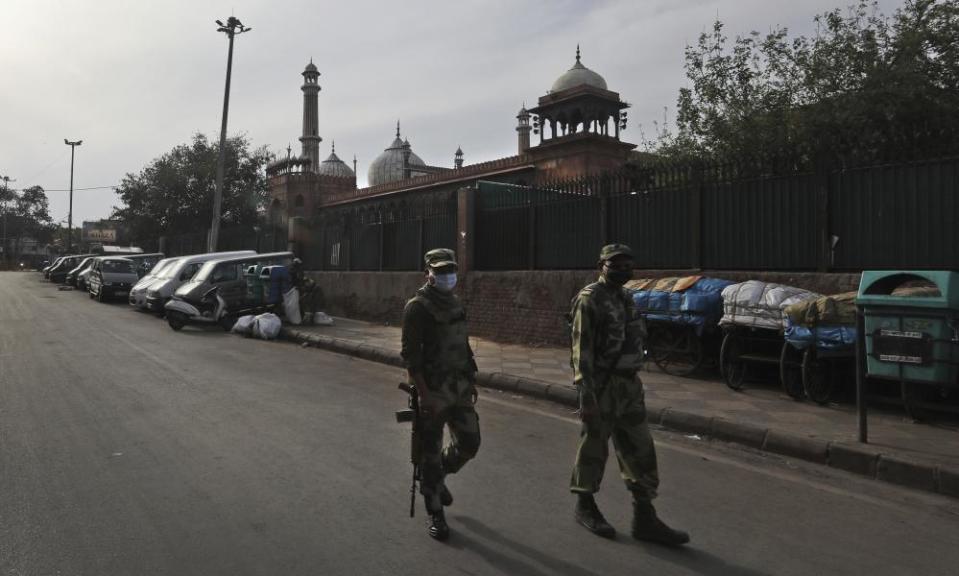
{"left": 400, "top": 248, "right": 480, "bottom": 541}
{"left": 568, "top": 244, "right": 689, "bottom": 547}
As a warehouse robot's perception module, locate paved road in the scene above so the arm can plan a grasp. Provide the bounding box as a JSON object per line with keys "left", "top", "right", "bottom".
{"left": 2, "top": 271, "right": 959, "bottom": 576}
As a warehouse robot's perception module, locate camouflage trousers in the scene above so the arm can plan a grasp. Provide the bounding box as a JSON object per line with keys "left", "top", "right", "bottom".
{"left": 419, "top": 373, "right": 481, "bottom": 511}
{"left": 570, "top": 373, "right": 659, "bottom": 500}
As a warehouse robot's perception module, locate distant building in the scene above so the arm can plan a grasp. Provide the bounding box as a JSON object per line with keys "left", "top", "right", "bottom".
{"left": 267, "top": 46, "right": 636, "bottom": 221}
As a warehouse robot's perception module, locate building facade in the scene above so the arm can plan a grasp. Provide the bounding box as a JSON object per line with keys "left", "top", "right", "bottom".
{"left": 267, "top": 47, "right": 637, "bottom": 221}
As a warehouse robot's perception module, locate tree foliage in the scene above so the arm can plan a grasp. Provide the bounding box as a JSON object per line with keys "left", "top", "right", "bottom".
{"left": 112, "top": 133, "right": 272, "bottom": 246}
{"left": 0, "top": 179, "right": 54, "bottom": 259}
{"left": 646, "top": 0, "right": 959, "bottom": 166}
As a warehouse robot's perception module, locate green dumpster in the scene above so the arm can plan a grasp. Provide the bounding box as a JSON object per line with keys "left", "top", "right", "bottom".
{"left": 857, "top": 270, "right": 959, "bottom": 385}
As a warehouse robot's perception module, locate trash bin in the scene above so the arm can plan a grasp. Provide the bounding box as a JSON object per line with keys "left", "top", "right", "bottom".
{"left": 857, "top": 270, "right": 959, "bottom": 386}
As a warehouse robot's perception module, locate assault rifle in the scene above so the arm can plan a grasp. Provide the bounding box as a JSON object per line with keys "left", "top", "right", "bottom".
{"left": 396, "top": 382, "right": 421, "bottom": 517}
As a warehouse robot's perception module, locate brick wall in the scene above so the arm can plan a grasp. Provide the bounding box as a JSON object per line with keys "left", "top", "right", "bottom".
{"left": 306, "top": 269, "right": 862, "bottom": 346}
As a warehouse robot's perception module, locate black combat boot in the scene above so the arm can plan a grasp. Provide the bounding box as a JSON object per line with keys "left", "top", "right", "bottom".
{"left": 439, "top": 483, "right": 453, "bottom": 507}
{"left": 574, "top": 493, "right": 616, "bottom": 538}
{"left": 428, "top": 510, "right": 450, "bottom": 541}
{"left": 631, "top": 499, "right": 689, "bottom": 547}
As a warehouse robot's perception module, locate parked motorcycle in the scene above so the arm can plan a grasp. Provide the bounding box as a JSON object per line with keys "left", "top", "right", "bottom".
{"left": 164, "top": 286, "right": 236, "bottom": 332}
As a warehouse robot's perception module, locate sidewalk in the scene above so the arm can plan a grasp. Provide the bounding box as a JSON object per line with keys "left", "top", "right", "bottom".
{"left": 282, "top": 316, "right": 959, "bottom": 498}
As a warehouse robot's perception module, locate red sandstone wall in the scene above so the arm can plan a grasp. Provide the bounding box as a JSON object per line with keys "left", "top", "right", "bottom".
{"left": 306, "top": 269, "right": 862, "bottom": 346}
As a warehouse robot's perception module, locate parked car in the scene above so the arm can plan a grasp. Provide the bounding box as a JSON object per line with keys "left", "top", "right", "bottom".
{"left": 87, "top": 257, "right": 139, "bottom": 302}
{"left": 49, "top": 254, "right": 95, "bottom": 284}
{"left": 145, "top": 251, "right": 255, "bottom": 312}
{"left": 121, "top": 253, "right": 165, "bottom": 278}
{"left": 42, "top": 257, "right": 63, "bottom": 278}
{"left": 165, "top": 252, "right": 292, "bottom": 329}
{"left": 129, "top": 257, "right": 181, "bottom": 309}
{"left": 65, "top": 257, "right": 96, "bottom": 288}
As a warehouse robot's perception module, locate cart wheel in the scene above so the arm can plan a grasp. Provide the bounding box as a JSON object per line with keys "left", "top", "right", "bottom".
{"left": 802, "top": 348, "right": 833, "bottom": 405}
{"left": 901, "top": 382, "right": 930, "bottom": 423}
{"left": 720, "top": 332, "right": 746, "bottom": 391}
{"left": 651, "top": 326, "right": 704, "bottom": 377}
{"left": 779, "top": 343, "right": 805, "bottom": 400}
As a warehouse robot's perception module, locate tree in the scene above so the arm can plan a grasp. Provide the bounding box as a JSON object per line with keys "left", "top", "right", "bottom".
{"left": 646, "top": 0, "right": 959, "bottom": 167}
{"left": 0, "top": 180, "right": 53, "bottom": 263}
{"left": 112, "top": 133, "right": 272, "bottom": 247}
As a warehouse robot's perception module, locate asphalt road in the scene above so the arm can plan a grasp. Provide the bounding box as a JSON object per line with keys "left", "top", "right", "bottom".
{"left": 2, "top": 271, "right": 959, "bottom": 576}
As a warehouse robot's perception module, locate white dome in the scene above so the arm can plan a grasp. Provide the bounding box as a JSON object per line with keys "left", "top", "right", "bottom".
{"left": 551, "top": 48, "right": 607, "bottom": 92}
{"left": 318, "top": 145, "right": 354, "bottom": 178}
{"left": 367, "top": 135, "right": 425, "bottom": 186}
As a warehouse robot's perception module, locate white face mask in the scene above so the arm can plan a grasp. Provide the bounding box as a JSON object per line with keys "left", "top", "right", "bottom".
{"left": 431, "top": 272, "right": 457, "bottom": 292}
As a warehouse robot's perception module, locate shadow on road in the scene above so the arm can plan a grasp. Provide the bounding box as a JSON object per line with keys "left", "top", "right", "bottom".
{"left": 452, "top": 516, "right": 605, "bottom": 576}
{"left": 638, "top": 542, "right": 771, "bottom": 576}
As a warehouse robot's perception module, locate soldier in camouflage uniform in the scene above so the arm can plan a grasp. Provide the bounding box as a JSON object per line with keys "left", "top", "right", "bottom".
{"left": 569, "top": 243, "right": 689, "bottom": 546}
{"left": 401, "top": 248, "right": 480, "bottom": 541}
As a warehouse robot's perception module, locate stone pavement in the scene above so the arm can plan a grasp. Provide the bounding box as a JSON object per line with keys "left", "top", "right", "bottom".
{"left": 284, "top": 316, "right": 959, "bottom": 493}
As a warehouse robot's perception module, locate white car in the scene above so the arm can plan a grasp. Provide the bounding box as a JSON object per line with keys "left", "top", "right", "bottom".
{"left": 128, "top": 257, "right": 181, "bottom": 309}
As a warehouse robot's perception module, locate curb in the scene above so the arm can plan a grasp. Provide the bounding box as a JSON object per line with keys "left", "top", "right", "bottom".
{"left": 281, "top": 326, "right": 958, "bottom": 500}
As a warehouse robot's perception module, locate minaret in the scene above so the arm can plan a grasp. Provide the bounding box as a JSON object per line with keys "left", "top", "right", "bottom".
{"left": 300, "top": 60, "right": 322, "bottom": 171}
{"left": 516, "top": 103, "right": 531, "bottom": 154}
{"left": 454, "top": 146, "right": 464, "bottom": 169}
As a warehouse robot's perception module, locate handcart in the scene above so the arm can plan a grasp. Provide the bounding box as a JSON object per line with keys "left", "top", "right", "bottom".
{"left": 718, "top": 280, "right": 821, "bottom": 397}
{"left": 782, "top": 292, "right": 859, "bottom": 405}
{"left": 628, "top": 276, "right": 734, "bottom": 377}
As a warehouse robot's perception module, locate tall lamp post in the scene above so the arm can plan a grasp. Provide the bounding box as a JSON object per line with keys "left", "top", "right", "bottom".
{"left": 0, "top": 176, "right": 14, "bottom": 266}
{"left": 209, "top": 16, "right": 251, "bottom": 252}
{"left": 64, "top": 139, "right": 82, "bottom": 253}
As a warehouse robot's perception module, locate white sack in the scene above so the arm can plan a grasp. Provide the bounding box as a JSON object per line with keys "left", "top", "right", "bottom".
{"left": 283, "top": 288, "right": 302, "bottom": 325}
{"left": 252, "top": 312, "right": 282, "bottom": 340}
{"left": 719, "top": 280, "right": 820, "bottom": 331}
{"left": 231, "top": 314, "right": 256, "bottom": 335}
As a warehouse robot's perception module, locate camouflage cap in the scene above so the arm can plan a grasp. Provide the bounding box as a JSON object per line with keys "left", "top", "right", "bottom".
{"left": 599, "top": 243, "right": 634, "bottom": 261}
{"left": 424, "top": 248, "right": 458, "bottom": 269}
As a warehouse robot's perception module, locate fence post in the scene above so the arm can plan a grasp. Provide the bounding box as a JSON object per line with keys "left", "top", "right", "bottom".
{"left": 378, "top": 223, "right": 385, "bottom": 271}
{"left": 599, "top": 190, "right": 609, "bottom": 245}
{"left": 158, "top": 236, "right": 166, "bottom": 256}
{"left": 691, "top": 163, "right": 703, "bottom": 270}
{"left": 417, "top": 218, "right": 424, "bottom": 266}
{"left": 527, "top": 201, "right": 536, "bottom": 270}
{"left": 815, "top": 158, "right": 831, "bottom": 272}
{"left": 456, "top": 186, "right": 475, "bottom": 274}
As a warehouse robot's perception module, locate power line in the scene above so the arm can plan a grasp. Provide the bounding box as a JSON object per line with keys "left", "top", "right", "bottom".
{"left": 12, "top": 185, "right": 117, "bottom": 192}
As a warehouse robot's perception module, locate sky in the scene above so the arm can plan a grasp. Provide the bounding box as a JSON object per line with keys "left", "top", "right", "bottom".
{"left": 1, "top": 0, "right": 903, "bottom": 228}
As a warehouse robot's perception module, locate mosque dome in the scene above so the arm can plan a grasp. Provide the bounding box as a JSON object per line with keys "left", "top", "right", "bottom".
{"left": 367, "top": 125, "right": 426, "bottom": 186}
{"left": 317, "top": 142, "right": 354, "bottom": 178}
{"left": 550, "top": 46, "right": 607, "bottom": 93}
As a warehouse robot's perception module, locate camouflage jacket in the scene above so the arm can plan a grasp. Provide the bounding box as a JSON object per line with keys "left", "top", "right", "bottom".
{"left": 570, "top": 276, "right": 646, "bottom": 392}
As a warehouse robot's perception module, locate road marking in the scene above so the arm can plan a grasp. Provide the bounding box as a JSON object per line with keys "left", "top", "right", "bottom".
{"left": 478, "top": 393, "right": 959, "bottom": 515}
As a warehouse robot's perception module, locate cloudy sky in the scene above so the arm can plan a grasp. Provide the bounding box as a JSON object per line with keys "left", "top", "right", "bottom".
{"left": 2, "top": 0, "right": 902, "bottom": 227}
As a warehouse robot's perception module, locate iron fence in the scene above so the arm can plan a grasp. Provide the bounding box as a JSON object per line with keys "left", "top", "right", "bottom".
{"left": 159, "top": 224, "right": 287, "bottom": 257}
{"left": 310, "top": 192, "right": 457, "bottom": 271}
{"left": 473, "top": 155, "right": 959, "bottom": 271}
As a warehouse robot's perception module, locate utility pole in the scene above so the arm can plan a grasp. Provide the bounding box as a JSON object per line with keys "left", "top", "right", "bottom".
{"left": 209, "top": 16, "right": 251, "bottom": 252}
{"left": 0, "top": 175, "right": 14, "bottom": 266}
{"left": 64, "top": 139, "right": 82, "bottom": 253}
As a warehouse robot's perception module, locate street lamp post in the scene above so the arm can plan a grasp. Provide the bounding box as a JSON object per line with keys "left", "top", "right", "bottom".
{"left": 209, "top": 16, "right": 251, "bottom": 252}
{"left": 0, "top": 176, "right": 14, "bottom": 266}
{"left": 64, "top": 139, "right": 82, "bottom": 253}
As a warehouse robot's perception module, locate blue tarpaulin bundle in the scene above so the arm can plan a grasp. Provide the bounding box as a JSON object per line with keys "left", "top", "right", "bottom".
{"left": 631, "top": 277, "right": 735, "bottom": 332}
{"left": 784, "top": 318, "right": 858, "bottom": 350}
